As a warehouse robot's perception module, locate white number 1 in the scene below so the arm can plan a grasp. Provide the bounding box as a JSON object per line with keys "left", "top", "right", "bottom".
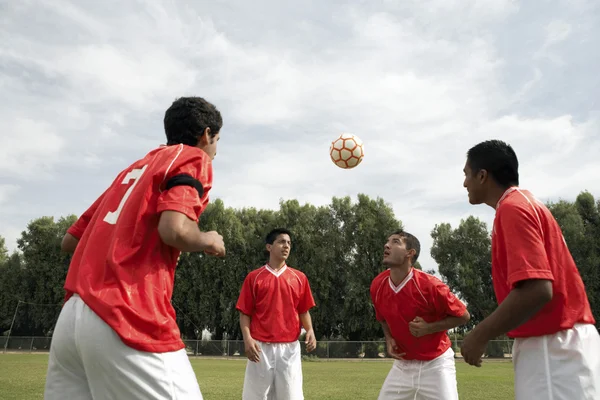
{"left": 103, "top": 165, "right": 148, "bottom": 225}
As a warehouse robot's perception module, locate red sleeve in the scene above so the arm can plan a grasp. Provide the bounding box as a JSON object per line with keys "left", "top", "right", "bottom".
{"left": 156, "top": 150, "right": 213, "bottom": 222}
{"left": 67, "top": 189, "right": 108, "bottom": 239}
{"left": 236, "top": 274, "right": 255, "bottom": 316}
{"left": 297, "top": 275, "right": 316, "bottom": 314}
{"left": 434, "top": 282, "right": 467, "bottom": 318}
{"left": 370, "top": 277, "right": 385, "bottom": 322}
{"left": 498, "top": 203, "right": 554, "bottom": 288}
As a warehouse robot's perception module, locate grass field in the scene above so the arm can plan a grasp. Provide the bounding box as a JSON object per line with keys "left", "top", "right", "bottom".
{"left": 0, "top": 354, "right": 514, "bottom": 399}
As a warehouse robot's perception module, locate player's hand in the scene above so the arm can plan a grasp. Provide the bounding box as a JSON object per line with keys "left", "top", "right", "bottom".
{"left": 409, "top": 316, "right": 432, "bottom": 337}
{"left": 385, "top": 337, "right": 406, "bottom": 360}
{"left": 460, "top": 330, "right": 486, "bottom": 368}
{"left": 203, "top": 231, "right": 226, "bottom": 257}
{"left": 305, "top": 329, "right": 317, "bottom": 352}
{"left": 244, "top": 338, "right": 261, "bottom": 363}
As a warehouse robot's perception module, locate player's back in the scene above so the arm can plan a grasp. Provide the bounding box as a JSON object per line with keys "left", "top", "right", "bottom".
{"left": 495, "top": 188, "right": 595, "bottom": 337}
{"left": 64, "top": 144, "right": 213, "bottom": 353}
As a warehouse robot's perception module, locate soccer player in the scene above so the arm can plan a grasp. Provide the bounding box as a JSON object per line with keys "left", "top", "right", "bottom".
{"left": 370, "top": 230, "right": 470, "bottom": 400}
{"left": 236, "top": 228, "right": 317, "bottom": 400}
{"left": 43, "top": 97, "right": 226, "bottom": 400}
{"left": 460, "top": 139, "right": 600, "bottom": 399}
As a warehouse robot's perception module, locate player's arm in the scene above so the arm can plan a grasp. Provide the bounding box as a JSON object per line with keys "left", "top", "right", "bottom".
{"left": 61, "top": 188, "right": 110, "bottom": 253}
{"left": 157, "top": 211, "right": 223, "bottom": 254}
{"left": 421, "top": 312, "right": 470, "bottom": 335}
{"left": 61, "top": 233, "right": 79, "bottom": 253}
{"left": 468, "top": 205, "right": 553, "bottom": 341}
{"left": 239, "top": 312, "right": 253, "bottom": 342}
{"left": 380, "top": 320, "right": 394, "bottom": 340}
{"left": 236, "top": 276, "right": 261, "bottom": 362}
{"left": 297, "top": 276, "right": 317, "bottom": 351}
{"left": 156, "top": 154, "right": 224, "bottom": 255}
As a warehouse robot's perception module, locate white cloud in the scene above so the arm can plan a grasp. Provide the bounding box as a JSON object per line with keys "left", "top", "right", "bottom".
{"left": 0, "top": 0, "right": 598, "bottom": 275}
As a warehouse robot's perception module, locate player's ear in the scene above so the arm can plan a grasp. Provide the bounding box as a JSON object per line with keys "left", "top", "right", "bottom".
{"left": 477, "top": 169, "right": 488, "bottom": 184}
{"left": 198, "top": 127, "right": 211, "bottom": 145}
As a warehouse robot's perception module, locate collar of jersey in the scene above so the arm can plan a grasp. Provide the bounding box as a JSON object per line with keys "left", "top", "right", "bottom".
{"left": 265, "top": 264, "right": 288, "bottom": 277}
{"left": 388, "top": 268, "right": 414, "bottom": 294}
{"left": 495, "top": 186, "right": 519, "bottom": 209}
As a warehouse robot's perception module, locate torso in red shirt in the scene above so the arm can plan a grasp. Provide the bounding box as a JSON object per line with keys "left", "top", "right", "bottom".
{"left": 492, "top": 187, "right": 595, "bottom": 338}
{"left": 64, "top": 144, "right": 213, "bottom": 353}
{"left": 370, "top": 268, "right": 467, "bottom": 361}
{"left": 236, "top": 264, "right": 316, "bottom": 343}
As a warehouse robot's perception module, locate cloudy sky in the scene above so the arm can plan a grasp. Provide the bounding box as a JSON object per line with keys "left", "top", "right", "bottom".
{"left": 1, "top": 0, "right": 598, "bottom": 272}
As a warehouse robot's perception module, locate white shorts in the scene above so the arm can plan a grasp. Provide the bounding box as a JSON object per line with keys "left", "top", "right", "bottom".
{"left": 513, "top": 323, "right": 600, "bottom": 400}
{"left": 378, "top": 347, "right": 458, "bottom": 400}
{"left": 43, "top": 294, "right": 202, "bottom": 400}
{"left": 242, "top": 340, "right": 303, "bottom": 400}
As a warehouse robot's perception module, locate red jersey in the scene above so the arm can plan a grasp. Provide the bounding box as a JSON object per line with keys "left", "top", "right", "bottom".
{"left": 64, "top": 144, "right": 213, "bottom": 353}
{"left": 370, "top": 268, "right": 467, "bottom": 361}
{"left": 236, "top": 264, "right": 316, "bottom": 343}
{"left": 492, "top": 187, "right": 595, "bottom": 338}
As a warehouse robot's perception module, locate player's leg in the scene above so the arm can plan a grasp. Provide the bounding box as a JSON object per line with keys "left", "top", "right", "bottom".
{"left": 43, "top": 295, "right": 93, "bottom": 400}
{"left": 413, "top": 348, "right": 459, "bottom": 400}
{"left": 377, "top": 360, "right": 417, "bottom": 400}
{"left": 513, "top": 323, "right": 600, "bottom": 400}
{"left": 273, "top": 341, "right": 304, "bottom": 400}
{"left": 242, "top": 341, "right": 276, "bottom": 400}
{"left": 71, "top": 295, "right": 202, "bottom": 400}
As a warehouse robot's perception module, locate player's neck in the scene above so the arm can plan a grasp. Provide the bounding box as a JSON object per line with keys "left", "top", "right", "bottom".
{"left": 268, "top": 259, "right": 286, "bottom": 271}
{"left": 487, "top": 185, "right": 517, "bottom": 210}
{"left": 389, "top": 264, "right": 412, "bottom": 286}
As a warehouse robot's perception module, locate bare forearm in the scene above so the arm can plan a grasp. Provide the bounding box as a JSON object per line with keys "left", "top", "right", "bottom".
{"left": 299, "top": 312, "right": 313, "bottom": 332}
{"left": 158, "top": 212, "right": 213, "bottom": 252}
{"left": 473, "top": 280, "right": 552, "bottom": 341}
{"left": 240, "top": 313, "right": 253, "bottom": 341}
{"left": 428, "top": 312, "right": 470, "bottom": 334}
{"left": 380, "top": 321, "right": 393, "bottom": 340}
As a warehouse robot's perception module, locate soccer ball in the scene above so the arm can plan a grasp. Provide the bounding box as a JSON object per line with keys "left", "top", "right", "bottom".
{"left": 329, "top": 133, "right": 364, "bottom": 169}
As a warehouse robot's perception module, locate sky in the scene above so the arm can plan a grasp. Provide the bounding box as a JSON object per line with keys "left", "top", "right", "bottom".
{"left": 1, "top": 0, "right": 599, "bottom": 273}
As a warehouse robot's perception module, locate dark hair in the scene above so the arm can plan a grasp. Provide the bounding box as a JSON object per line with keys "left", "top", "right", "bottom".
{"left": 466, "top": 140, "right": 519, "bottom": 188}
{"left": 266, "top": 228, "right": 292, "bottom": 245}
{"left": 163, "top": 97, "right": 223, "bottom": 146}
{"left": 391, "top": 230, "right": 421, "bottom": 265}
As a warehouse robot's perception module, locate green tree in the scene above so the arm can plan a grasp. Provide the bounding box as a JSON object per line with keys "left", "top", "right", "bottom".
{"left": 430, "top": 216, "right": 496, "bottom": 328}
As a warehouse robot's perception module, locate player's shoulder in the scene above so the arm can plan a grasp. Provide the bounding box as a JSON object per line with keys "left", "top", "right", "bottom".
{"left": 246, "top": 265, "right": 268, "bottom": 277}
{"left": 497, "top": 188, "right": 545, "bottom": 221}
{"left": 413, "top": 269, "right": 446, "bottom": 289}
{"left": 284, "top": 266, "right": 309, "bottom": 280}
{"left": 371, "top": 269, "right": 390, "bottom": 287}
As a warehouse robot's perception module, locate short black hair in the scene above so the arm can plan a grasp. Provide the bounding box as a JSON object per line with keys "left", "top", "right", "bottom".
{"left": 390, "top": 230, "right": 421, "bottom": 265}
{"left": 466, "top": 140, "right": 519, "bottom": 188}
{"left": 163, "top": 97, "right": 223, "bottom": 146}
{"left": 266, "top": 228, "right": 292, "bottom": 245}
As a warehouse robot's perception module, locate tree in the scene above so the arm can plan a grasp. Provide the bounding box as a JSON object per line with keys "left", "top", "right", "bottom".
{"left": 0, "top": 236, "right": 8, "bottom": 265}
{"left": 430, "top": 216, "right": 496, "bottom": 328}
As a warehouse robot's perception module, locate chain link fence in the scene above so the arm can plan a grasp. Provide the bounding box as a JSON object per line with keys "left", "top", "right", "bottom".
{"left": 2, "top": 337, "right": 515, "bottom": 359}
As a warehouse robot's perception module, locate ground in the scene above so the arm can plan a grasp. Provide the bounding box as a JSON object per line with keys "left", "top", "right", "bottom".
{"left": 0, "top": 354, "right": 514, "bottom": 399}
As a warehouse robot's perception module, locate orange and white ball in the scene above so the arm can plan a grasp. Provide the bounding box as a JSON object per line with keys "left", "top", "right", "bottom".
{"left": 329, "top": 133, "right": 364, "bottom": 169}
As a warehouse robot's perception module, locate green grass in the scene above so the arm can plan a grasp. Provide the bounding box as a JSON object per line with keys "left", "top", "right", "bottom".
{"left": 0, "top": 354, "right": 514, "bottom": 399}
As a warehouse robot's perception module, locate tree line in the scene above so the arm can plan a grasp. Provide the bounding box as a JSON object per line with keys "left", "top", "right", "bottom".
{"left": 1, "top": 192, "right": 598, "bottom": 343}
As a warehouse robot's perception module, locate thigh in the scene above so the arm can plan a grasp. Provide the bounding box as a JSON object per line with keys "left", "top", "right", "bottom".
{"left": 76, "top": 298, "right": 202, "bottom": 400}
{"left": 416, "top": 349, "right": 458, "bottom": 400}
{"left": 243, "top": 342, "right": 275, "bottom": 400}
{"left": 377, "top": 361, "right": 417, "bottom": 400}
{"left": 274, "top": 341, "right": 304, "bottom": 400}
{"left": 44, "top": 296, "right": 92, "bottom": 400}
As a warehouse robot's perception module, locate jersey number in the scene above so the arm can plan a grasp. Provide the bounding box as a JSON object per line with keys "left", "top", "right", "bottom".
{"left": 103, "top": 165, "right": 148, "bottom": 224}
